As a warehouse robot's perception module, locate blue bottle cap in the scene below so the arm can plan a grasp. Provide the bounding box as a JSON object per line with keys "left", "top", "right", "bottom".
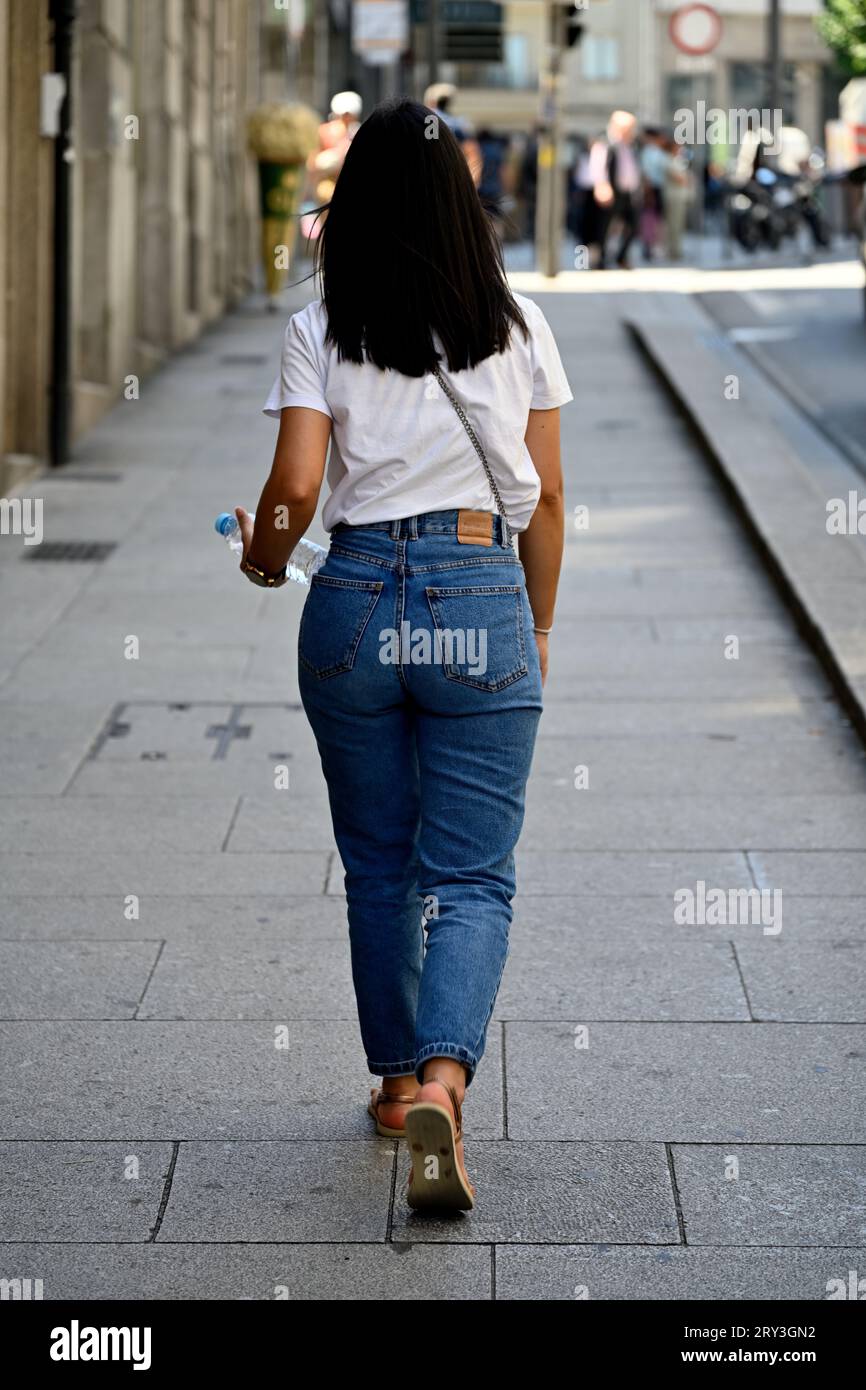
{"left": 215, "top": 512, "right": 235, "bottom": 536}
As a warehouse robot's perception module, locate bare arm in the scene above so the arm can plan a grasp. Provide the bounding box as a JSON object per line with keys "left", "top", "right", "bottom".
{"left": 518, "top": 406, "right": 564, "bottom": 684}
{"left": 237, "top": 407, "right": 331, "bottom": 577}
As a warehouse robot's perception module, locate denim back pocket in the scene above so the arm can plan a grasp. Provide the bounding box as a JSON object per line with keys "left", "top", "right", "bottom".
{"left": 424, "top": 585, "right": 527, "bottom": 692}
{"left": 299, "top": 574, "right": 384, "bottom": 679}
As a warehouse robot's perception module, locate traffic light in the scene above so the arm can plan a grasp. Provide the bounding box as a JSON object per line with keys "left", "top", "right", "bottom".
{"left": 564, "top": 3, "right": 585, "bottom": 49}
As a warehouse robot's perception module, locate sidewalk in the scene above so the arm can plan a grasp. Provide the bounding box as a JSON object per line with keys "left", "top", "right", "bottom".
{"left": 1, "top": 273, "right": 865, "bottom": 1301}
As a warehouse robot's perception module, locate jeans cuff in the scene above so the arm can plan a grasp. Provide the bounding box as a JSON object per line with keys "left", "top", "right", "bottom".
{"left": 368, "top": 1058, "right": 417, "bottom": 1077}
{"left": 414, "top": 1042, "right": 477, "bottom": 1086}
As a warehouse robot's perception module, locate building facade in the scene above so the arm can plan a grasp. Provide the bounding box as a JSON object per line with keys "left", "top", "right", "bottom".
{"left": 0, "top": 0, "right": 294, "bottom": 492}
{"left": 446, "top": 0, "right": 839, "bottom": 143}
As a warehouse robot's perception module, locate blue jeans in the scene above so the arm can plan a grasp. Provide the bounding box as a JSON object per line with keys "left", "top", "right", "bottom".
{"left": 297, "top": 510, "right": 543, "bottom": 1087}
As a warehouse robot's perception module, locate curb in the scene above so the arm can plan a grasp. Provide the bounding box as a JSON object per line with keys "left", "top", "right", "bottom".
{"left": 628, "top": 317, "right": 866, "bottom": 746}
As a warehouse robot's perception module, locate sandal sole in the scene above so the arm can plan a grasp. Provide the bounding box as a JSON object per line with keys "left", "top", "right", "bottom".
{"left": 404, "top": 1102, "right": 474, "bottom": 1211}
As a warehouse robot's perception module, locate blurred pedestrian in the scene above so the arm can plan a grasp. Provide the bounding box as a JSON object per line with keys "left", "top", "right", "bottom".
{"left": 664, "top": 138, "right": 693, "bottom": 261}
{"left": 309, "top": 91, "right": 362, "bottom": 203}
{"left": 566, "top": 138, "right": 586, "bottom": 235}
{"left": 575, "top": 133, "right": 608, "bottom": 266}
{"left": 589, "top": 110, "right": 642, "bottom": 269}
{"left": 477, "top": 127, "right": 506, "bottom": 229}
{"left": 518, "top": 126, "right": 540, "bottom": 240}
{"left": 302, "top": 91, "right": 363, "bottom": 245}
{"left": 423, "top": 82, "right": 482, "bottom": 185}
{"left": 639, "top": 126, "right": 670, "bottom": 262}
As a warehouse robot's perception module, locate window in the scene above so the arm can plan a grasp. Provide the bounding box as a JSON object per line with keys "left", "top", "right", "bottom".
{"left": 455, "top": 34, "right": 535, "bottom": 90}
{"left": 581, "top": 36, "right": 620, "bottom": 83}
{"left": 729, "top": 61, "right": 797, "bottom": 127}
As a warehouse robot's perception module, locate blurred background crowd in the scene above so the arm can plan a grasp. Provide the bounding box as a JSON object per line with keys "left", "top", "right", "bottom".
{"left": 2, "top": 0, "right": 866, "bottom": 494}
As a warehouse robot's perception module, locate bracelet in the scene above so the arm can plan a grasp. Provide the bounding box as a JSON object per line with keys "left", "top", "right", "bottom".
{"left": 533, "top": 625, "right": 553, "bottom": 635}
{"left": 240, "top": 555, "right": 287, "bottom": 588}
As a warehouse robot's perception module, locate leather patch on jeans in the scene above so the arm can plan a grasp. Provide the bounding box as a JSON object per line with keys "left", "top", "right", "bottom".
{"left": 457, "top": 510, "right": 494, "bottom": 546}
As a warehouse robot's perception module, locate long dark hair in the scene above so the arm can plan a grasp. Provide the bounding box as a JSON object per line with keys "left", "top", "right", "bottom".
{"left": 315, "top": 98, "right": 527, "bottom": 377}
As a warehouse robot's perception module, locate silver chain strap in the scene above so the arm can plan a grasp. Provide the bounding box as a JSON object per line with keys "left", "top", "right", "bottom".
{"left": 432, "top": 364, "right": 511, "bottom": 546}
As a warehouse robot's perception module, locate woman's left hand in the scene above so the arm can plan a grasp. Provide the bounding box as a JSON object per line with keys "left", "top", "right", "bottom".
{"left": 235, "top": 507, "right": 254, "bottom": 565}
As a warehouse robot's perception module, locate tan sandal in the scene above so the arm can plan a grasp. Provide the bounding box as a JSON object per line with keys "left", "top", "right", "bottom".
{"left": 367, "top": 1087, "right": 417, "bottom": 1138}
{"left": 405, "top": 1076, "right": 475, "bottom": 1211}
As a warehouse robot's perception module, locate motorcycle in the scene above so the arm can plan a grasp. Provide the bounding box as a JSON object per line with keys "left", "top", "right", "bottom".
{"left": 729, "top": 156, "right": 832, "bottom": 253}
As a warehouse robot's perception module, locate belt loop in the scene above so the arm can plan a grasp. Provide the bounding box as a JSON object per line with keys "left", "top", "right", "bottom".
{"left": 409, "top": 514, "right": 419, "bottom": 540}
{"left": 390, "top": 518, "right": 401, "bottom": 539}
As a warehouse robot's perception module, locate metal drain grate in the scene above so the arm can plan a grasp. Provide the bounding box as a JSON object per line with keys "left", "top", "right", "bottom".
{"left": 219, "top": 353, "right": 268, "bottom": 366}
{"left": 24, "top": 541, "right": 117, "bottom": 562}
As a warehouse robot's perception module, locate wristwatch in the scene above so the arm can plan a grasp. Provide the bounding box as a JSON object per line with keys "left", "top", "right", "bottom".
{"left": 240, "top": 556, "right": 287, "bottom": 588}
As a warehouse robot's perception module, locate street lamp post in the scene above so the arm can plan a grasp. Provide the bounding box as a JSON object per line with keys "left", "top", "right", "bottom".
{"left": 767, "top": 0, "right": 782, "bottom": 119}
{"left": 536, "top": 1, "right": 566, "bottom": 279}
{"left": 428, "top": 0, "right": 440, "bottom": 91}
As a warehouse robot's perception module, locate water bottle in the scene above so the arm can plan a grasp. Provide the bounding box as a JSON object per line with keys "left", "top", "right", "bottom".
{"left": 214, "top": 512, "right": 327, "bottom": 586}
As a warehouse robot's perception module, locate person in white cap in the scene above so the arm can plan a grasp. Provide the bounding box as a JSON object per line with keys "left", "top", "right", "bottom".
{"left": 309, "top": 91, "right": 363, "bottom": 207}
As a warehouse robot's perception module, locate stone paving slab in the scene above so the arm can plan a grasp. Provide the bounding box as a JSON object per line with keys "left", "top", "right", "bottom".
{"left": 547, "top": 643, "right": 829, "bottom": 694}
{"left": 0, "top": 701, "right": 111, "bottom": 795}
{"left": 222, "top": 799, "right": 340, "bottom": 855}
{"left": 533, "top": 739, "right": 866, "bottom": 798}
{"left": 324, "top": 849, "right": 753, "bottom": 897}
{"left": 504, "top": 1023, "right": 866, "bottom": 1142}
{"left": 0, "top": 797, "right": 238, "bottom": 855}
{"left": 508, "top": 894, "right": 866, "bottom": 943}
{"left": 509, "top": 851, "right": 752, "bottom": 898}
{"left": 495, "top": 1245, "right": 866, "bottom": 1300}
{"left": 58, "top": 590, "right": 267, "bottom": 631}
{"left": 671, "top": 1144, "right": 866, "bottom": 1246}
{"left": 391, "top": 1142, "right": 679, "bottom": 1245}
{"left": 0, "top": 1242, "right": 491, "bottom": 1300}
{"left": 493, "top": 939, "right": 747, "bottom": 1022}
{"left": 66, "top": 762, "right": 329, "bottom": 802}
{"left": 532, "top": 696, "right": 848, "bottom": 740}
{"left": 0, "top": 851, "right": 331, "bottom": 896}
{"left": 735, "top": 940, "right": 866, "bottom": 1022}
{"left": 0, "top": 567, "right": 95, "bottom": 651}
{"left": 750, "top": 851, "right": 866, "bottom": 896}
{"left": 552, "top": 583, "right": 791, "bottom": 622}
{"left": 0, "top": 942, "right": 161, "bottom": 1020}
{"left": 159, "top": 1141, "right": 394, "bottom": 1243}
{"left": 653, "top": 616, "right": 800, "bottom": 644}
{"left": 0, "top": 1022, "right": 504, "bottom": 1141}
{"left": 0, "top": 646, "right": 256, "bottom": 703}
{"left": 138, "top": 938, "right": 357, "bottom": 1020}
{"left": 134, "top": 935, "right": 748, "bottom": 1025}
{"left": 519, "top": 794, "right": 866, "bottom": 852}
{"left": 0, "top": 894, "right": 349, "bottom": 941}
{"left": 0, "top": 1142, "right": 172, "bottom": 1241}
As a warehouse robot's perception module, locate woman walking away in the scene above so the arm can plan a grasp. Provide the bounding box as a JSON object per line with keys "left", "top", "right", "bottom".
{"left": 236, "top": 98, "right": 572, "bottom": 1212}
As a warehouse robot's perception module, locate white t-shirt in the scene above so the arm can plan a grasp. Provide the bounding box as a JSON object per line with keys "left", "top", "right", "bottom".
{"left": 262, "top": 292, "right": 573, "bottom": 533}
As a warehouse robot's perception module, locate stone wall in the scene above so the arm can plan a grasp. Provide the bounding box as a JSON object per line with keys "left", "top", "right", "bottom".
{"left": 0, "top": 0, "right": 55, "bottom": 491}
{"left": 73, "top": 0, "right": 257, "bottom": 437}
{"left": 0, "top": 0, "right": 263, "bottom": 483}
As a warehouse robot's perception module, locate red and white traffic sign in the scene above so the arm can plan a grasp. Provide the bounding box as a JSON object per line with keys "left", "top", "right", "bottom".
{"left": 669, "top": 3, "right": 723, "bottom": 57}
